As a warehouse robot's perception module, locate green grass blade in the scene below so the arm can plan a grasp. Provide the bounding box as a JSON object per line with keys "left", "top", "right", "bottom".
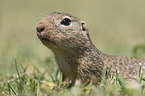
{"left": 14, "top": 58, "right": 20, "bottom": 79}
{"left": 139, "top": 63, "right": 142, "bottom": 78}
{"left": 7, "top": 82, "right": 18, "bottom": 95}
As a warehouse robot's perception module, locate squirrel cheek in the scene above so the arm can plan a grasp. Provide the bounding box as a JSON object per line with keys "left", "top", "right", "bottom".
{"left": 82, "top": 31, "right": 87, "bottom": 36}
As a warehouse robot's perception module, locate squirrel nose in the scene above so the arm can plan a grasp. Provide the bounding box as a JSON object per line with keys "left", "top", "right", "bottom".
{"left": 36, "top": 24, "right": 45, "bottom": 33}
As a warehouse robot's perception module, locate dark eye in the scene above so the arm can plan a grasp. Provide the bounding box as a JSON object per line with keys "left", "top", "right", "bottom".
{"left": 61, "top": 18, "right": 71, "bottom": 26}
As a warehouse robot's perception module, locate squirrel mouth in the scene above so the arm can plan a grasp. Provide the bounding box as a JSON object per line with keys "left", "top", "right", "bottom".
{"left": 39, "top": 37, "right": 53, "bottom": 46}
{"left": 37, "top": 32, "right": 51, "bottom": 43}
{"left": 39, "top": 37, "right": 51, "bottom": 43}
{"left": 37, "top": 32, "right": 57, "bottom": 47}
{"left": 40, "top": 38, "right": 49, "bottom": 41}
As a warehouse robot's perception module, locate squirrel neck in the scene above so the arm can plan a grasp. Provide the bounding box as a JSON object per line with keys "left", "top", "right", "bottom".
{"left": 52, "top": 39, "right": 104, "bottom": 80}
{"left": 53, "top": 39, "right": 102, "bottom": 63}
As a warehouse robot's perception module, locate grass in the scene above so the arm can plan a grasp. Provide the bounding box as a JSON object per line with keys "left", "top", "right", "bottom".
{"left": 1, "top": 0, "right": 145, "bottom": 95}
{"left": 1, "top": 57, "right": 145, "bottom": 96}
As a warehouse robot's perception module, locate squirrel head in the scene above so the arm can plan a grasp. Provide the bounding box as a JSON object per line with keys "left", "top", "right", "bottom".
{"left": 36, "top": 12, "right": 91, "bottom": 50}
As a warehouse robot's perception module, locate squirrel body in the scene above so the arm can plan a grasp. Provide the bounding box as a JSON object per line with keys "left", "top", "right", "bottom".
{"left": 36, "top": 12, "right": 145, "bottom": 85}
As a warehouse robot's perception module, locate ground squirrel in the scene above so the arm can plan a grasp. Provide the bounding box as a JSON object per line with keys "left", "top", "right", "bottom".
{"left": 36, "top": 12, "right": 145, "bottom": 85}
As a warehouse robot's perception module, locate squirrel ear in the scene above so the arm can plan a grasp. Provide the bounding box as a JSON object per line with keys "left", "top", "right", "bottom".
{"left": 81, "top": 21, "right": 88, "bottom": 35}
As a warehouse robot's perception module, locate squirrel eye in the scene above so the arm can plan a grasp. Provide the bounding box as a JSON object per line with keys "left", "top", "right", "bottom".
{"left": 61, "top": 18, "right": 71, "bottom": 26}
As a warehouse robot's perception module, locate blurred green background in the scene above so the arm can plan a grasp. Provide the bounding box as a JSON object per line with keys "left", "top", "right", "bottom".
{"left": 0, "top": 0, "right": 145, "bottom": 81}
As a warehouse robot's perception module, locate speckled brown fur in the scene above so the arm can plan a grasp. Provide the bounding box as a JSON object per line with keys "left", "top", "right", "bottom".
{"left": 36, "top": 12, "right": 145, "bottom": 85}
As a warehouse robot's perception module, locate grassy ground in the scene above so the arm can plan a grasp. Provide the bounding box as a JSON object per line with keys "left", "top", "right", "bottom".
{"left": 1, "top": 0, "right": 145, "bottom": 95}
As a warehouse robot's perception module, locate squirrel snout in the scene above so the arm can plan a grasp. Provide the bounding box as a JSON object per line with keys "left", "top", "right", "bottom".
{"left": 36, "top": 24, "right": 45, "bottom": 33}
